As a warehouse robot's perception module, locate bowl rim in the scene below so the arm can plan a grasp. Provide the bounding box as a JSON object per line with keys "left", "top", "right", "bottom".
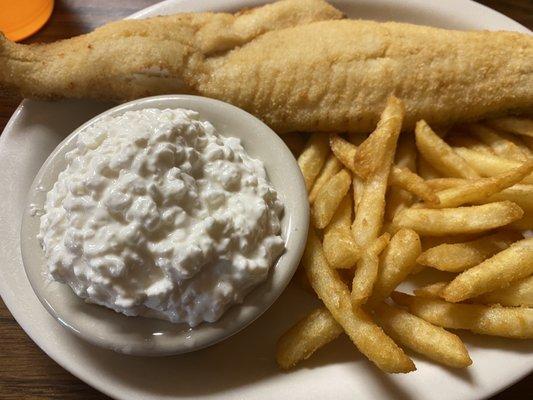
{"left": 20, "top": 94, "right": 309, "bottom": 356}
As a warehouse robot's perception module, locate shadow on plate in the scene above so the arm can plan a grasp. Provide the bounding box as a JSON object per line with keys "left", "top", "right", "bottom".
{"left": 72, "top": 284, "right": 439, "bottom": 397}
{"left": 69, "top": 281, "right": 501, "bottom": 397}
{"left": 460, "top": 330, "right": 532, "bottom": 355}
{"left": 73, "top": 286, "right": 320, "bottom": 396}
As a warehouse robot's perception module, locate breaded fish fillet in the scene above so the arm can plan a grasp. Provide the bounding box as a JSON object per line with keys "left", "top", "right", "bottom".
{"left": 1, "top": 0, "right": 532, "bottom": 133}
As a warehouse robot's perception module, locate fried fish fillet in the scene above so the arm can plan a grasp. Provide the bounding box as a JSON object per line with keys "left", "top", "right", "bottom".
{"left": 1, "top": 0, "right": 532, "bottom": 133}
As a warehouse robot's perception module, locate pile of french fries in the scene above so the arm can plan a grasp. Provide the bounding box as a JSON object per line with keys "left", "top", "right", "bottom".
{"left": 277, "top": 97, "right": 533, "bottom": 373}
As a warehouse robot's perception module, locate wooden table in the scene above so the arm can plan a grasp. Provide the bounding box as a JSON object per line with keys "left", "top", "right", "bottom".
{"left": 0, "top": 1, "right": 531, "bottom": 398}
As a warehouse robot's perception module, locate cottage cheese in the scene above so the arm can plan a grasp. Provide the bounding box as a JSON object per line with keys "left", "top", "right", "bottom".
{"left": 38, "top": 108, "right": 285, "bottom": 327}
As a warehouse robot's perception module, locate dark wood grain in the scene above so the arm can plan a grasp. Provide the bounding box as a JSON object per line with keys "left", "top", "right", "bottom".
{"left": 0, "top": 1, "right": 531, "bottom": 399}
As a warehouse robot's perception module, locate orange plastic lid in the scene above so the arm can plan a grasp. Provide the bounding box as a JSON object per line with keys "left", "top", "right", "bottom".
{"left": 0, "top": 0, "right": 54, "bottom": 42}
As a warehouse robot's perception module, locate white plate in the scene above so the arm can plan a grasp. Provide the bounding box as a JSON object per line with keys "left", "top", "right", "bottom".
{"left": 0, "top": 1, "right": 531, "bottom": 399}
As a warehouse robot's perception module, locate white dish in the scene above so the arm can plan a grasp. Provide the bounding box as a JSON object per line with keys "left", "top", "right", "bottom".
{"left": 0, "top": 1, "right": 531, "bottom": 399}
{"left": 20, "top": 95, "right": 309, "bottom": 356}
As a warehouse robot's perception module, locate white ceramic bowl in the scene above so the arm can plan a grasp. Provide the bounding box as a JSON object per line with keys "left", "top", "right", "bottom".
{"left": 20, "top": 95, "right": 309, "bottom": 356}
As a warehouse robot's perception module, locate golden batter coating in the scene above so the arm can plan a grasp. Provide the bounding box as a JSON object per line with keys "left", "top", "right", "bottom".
{"left": 1, "top": 0, "right": 531, "bottom": 133}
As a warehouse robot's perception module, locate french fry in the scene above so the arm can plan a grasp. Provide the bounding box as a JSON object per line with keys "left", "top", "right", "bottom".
{"left": 351, "top": 233, "right": 390, "bottom": 306}
{"left": 309, "top": 154, "right": 342, "bottom": 203}
{"left": 352, "top": 175, "right": 364, "bottom": 216}
{"left": 393, "top": 201, "right": 523, "bottom": 236}
{"left": 369, "top": 229, "right": 421, "bottom": 304}
{"left": 330, "top": 134, "right": 357, "bottom": 173}
{"left": 386, "top": 135, "right": 418, "bottom": 220}
{"left": 414, "top": 233, "right": 487, "bottom": 273}
{"left": 352, "top": 97, "right": 404, "bottom": 248}
{"left": 392, "top": 292, "right": 533, "bottom": 339}
{"left": 454, "top": 147, "right": 533, "bottom": 184}
{"left": 415, "top": 277, "right": 533, "bottom": 308}
{"left": 415, "top": 120, "right": 479, "bottom": 179}
{"left": 323, "top": 195, "right": 360, "bottom": 269}
{"left": 481, "top": 184, "right": 533, "bottom": 211}
{"left": 304, "top": 229, "right": 415, "bottom": 373}
{"left": 298, "top": 133, "right": 330, "bottom": 191}
{"left": 426, "top": 178, "right": 467, "bottom": 191}
{"left": 446, "top": 134, "right": 493, "bottom": 155}
{"left": 281, "top": 132, "right": 308, "bottom": 157}
{"left": 485, "top": 117, "right": 533, "bottom": 138}
{"left": 311, "top": 169, "right": 351, "bottom": 229}
{"left": 467, "top": 124, "right": 531, "bottom": 162}
{"left": 426, "top": 179, "right": 533, "bottom": 211}
{"left": 372, "top": 302, "right": 472, "bottom": 368}
{"left": 390, "top": 166, "right": 439, "bottom": 205}
{"left": 276, "top": 307, "right": 343, "bottom": 370}
{"left": 417, "top": 231, "right": 522, "bottom": 272}
{"left": 352, "top": 173, "right": 366, "bottom": 234}
{"left": 442, "top": 237, "right": 533, "bottom": 302}
{"left": 352, "top": 177, "right": 392, "bottom": 246}
{"left": 474, "top": 276, "right": 533, "bottom": 307}
{"left": 417, "top": 157, "right": 442, "bottom": 180}
{"left": 429, "top": 160, "right": 533, "bottom": 208}
{"left": 414, "top": 282, "right": 448, "bottom": 298}
{"left": 353, "top": 97, "right": 405, "bottom": 179}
